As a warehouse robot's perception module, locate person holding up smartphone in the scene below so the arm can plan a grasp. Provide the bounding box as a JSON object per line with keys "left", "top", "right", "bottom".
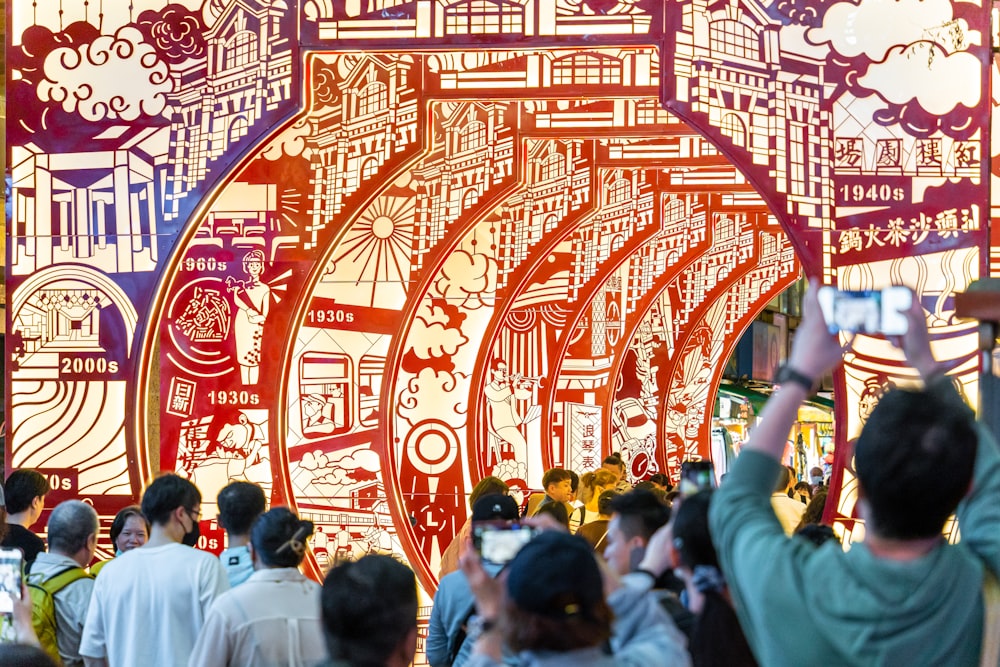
{"left": 427, "top": 494, "right": 522, "bottom": 667}
{"left": 657, "top": 279, "right": 1000, "bottom": 666}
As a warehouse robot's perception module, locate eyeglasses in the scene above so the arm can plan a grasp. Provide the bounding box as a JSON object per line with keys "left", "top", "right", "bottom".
{"left": 185, "top": 507, "right": 202, "bottom": 522}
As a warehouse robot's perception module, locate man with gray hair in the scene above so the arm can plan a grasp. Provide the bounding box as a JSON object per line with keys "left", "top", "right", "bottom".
{"left": 28, "top": 500, "right": 99, "bottom": 667}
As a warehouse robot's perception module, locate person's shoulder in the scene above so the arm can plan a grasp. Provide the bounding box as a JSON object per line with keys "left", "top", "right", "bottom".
{"left": 436, "top": 568, "right": 471, "bottom": 595}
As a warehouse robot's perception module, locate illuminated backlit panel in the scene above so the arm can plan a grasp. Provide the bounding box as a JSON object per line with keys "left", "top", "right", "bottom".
{"left": 5, "top": 1, "right": 299, "bottom": 533}
{"left": 661, "top": 0, "right": 990, "bottom": 531}
{"left": 5, "top": 0, "right": 991, "bottom": 605}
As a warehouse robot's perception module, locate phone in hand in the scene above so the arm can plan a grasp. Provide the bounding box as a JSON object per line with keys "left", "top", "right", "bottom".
{"left": 472, "top": 521, "right": 538, "bottom": 567}
{"left": 0, "top": 547, "right": 24, "bottom": 615}
{"left": 679, "top": 460, "right": 716, "bottom": 496}
{"left": 817, "top": 286, "right": 912, "bottom": 336}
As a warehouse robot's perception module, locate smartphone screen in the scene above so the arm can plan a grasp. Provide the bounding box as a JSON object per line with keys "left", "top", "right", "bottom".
{"left": 817, "top": 286, "right": 911, "bottom": 336}
{"left": 0, "top": 548, "right": 24, "bottom": 615}
{"left": 679, "top": 460, "right": 715, "bottom": 496}
{"left": 472, "top": 522, "right": 537, "bottom": 566}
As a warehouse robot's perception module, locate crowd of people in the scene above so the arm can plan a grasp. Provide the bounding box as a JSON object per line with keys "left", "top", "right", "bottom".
{"left": 0, "top": 281, "right": 998, "bottom": 667}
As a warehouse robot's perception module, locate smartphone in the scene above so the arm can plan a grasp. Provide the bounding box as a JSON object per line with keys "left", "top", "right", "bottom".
{"left": 817, "top": 286, "right": 912, "bottom": 336}
{"left": 472, "top": 521, "right": 538, "bottom": 566}
{"left": 0, "top": 548, "right": 24, "bottom": 615}
{"left": 679, "top": 460, "right": 715, "bottom": 496}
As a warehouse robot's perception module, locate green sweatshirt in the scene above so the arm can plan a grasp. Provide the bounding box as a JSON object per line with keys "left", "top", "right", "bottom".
{"left": 710, "top": 416, "right": 1000, "bottom": 666}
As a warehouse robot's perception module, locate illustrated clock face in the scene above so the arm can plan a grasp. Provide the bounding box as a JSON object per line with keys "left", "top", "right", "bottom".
{"left": 5, "top": 0, "right": 991, "bottom": 600}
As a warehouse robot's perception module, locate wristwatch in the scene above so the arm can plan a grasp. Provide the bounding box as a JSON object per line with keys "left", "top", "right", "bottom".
{"left": 774, "top": 363, "right": 816, "bottom": 393}
{"left": 466, "top": 614, "right": 498, "bottom": 641}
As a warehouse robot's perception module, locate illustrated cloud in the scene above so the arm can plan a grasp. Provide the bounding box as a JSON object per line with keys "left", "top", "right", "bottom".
{"left": 262, "top": 118, "right": 314, "bottom": 161}
{"left": 407, "top": 300, "right": 469, "bottom": 361}
{"left": 37, "top": 26, "right": 171, "bottom": 122}
{"left": 860, "top": 43, "right": 980, "bottom": 116}
{"left": 434, "top": 250, "right": 497, "bottom": 311}
{"left": 397, "top": 368, "right": 469, "bottom": 429}
{"left": 808, "top": 0, "right": 959, "bottom": 60}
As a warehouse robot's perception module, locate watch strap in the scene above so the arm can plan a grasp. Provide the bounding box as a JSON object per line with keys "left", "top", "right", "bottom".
{"left": 466, "top": 614, "right": 497, "bottom": 641}
{"left": 774, "top": 364, "right": 816, "bottom": 393}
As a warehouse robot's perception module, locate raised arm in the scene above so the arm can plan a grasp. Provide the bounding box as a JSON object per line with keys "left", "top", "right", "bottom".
{"left": 743, "top": 278, "right": 844, "bottom": 462}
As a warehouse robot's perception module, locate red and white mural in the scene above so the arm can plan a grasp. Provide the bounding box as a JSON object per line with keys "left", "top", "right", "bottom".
{"left": 5, "top": 0, "right": 992, "bottom": 621}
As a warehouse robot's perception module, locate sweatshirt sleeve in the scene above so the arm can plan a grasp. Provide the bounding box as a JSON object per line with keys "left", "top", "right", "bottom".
{"left": 956, "top": 420, "right": 1000, "bottom": 578}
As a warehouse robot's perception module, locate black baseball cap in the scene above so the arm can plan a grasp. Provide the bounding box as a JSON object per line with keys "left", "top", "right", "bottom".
{"left": 471, "top": 493, "right": 519, "bottom": 522}
{"left": 504, "top": 531, "right": 603, "bottom": 618}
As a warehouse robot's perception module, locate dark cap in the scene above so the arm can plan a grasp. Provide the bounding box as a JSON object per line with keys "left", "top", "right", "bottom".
{"left": 505, "top": 531, "right": 603, "bottom": 617}
{"left": 471, "top": 493, "right": 519, "bottom": 522}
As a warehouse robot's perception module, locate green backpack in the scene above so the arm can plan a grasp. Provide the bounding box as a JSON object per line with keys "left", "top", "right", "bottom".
{"left": 27, "top": 566, "right": 94, "bottom": 665}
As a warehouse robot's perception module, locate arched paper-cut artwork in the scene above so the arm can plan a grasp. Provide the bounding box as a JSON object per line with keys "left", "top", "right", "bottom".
{"left": 5, "top": 0, "right": 991, "bottom": 634}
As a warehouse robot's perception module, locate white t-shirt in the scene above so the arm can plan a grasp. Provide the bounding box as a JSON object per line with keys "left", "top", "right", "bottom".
{"left": 187, "top": 568, "right": 325, "bottom": 667}
{"left": 80, "top": 542, "right": 229, "bottom": 667}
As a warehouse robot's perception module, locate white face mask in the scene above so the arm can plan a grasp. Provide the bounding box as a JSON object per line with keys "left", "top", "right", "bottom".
{"left": 810, "top": 476, "right": 823, "bottom": 486}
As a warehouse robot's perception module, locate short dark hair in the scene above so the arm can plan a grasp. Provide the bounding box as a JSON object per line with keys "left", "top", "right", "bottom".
{"left": 251, "top": 507, "right": 313, "bottom": 568}
{"left": 855, "top": 384, "right": 977, "bottom": 539}
{"left": 322, "top": 555, "right": 417, "bottom": 666}
{"left": 648, "top": 473, "right": 671, "bottom": 489}
{"left": 608, "top": 489, "right": 670, "bottom": 540}
{"left": 141, "top": 473, "right": 201, "bottom": 527}
{"left": 602, "top": 454, "right": 624, "bottom": 472}
{"left": 534, "top": 500, "right": 569, "bottom": 527}
{"left": 217, "top": 481, "right": 266, "bottom": 535}
{"left": 596, "top": 489, "right": 620, "bottom": 516}
{"left": 109, "top": 505, "right": 149, "bottom": 545}
{"left": 469, "top": 476, "right": 509, "bottom": 510}
{"left": 671, "top": 490, "right": 716, "bottom": 569}
{"left": 47, "top": 501, "right": 98, "bottom": 555}
{"left": 541, "top": 468, "right": 572, "bottom": 489}
{"left": 4, "top": 470, "right": 50, "bottom": 514}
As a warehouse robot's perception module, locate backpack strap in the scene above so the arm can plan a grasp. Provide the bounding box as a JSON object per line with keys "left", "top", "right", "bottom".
{"left": 446, "top": 602, "right": 478, "bottom": 664}
{"left": 32, "top": 566, "right": 93, "bottom": 595}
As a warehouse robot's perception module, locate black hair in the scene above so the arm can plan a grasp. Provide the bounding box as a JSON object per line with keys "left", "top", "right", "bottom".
{"left": 602, "top": 454, "right": 625, "bottom": 472}
{"left": 647, "top": 473, "right": 671, "bottom": 490}
{"left": 47, "top": 501, "right": 98, "bottom": 555}
{"left": 217, "top": 481, "right": 267, "bottom": 535}
{"left": 109, "top": 505, "right": 149, "bottom": 545}
{"left": 541, "top": 468, "right": 572, "bottom": 489}
{"left": 0, "top": 644, "right": 59, "bottom": 667}
{"left": 855, "top": 384, "right": 977, "bottom": 539}
{"left": 671, "top": 490, "right": 717, "bottom": 570}
{"left": 140, "top": 473, "right": 201, "bottom": 527}
{"left": 607, "top": 489, "right": 670, "bottom": 540}
{"left": 322, "top": 555, "right": 417, "bottom": 666}
{"left": 596, "top": 489, "right": 620, "bottom": 516}
{"left": 568, "top": 470, "right": 580, "bottom": 494}
{"left": 469, "top": 476, "right": 509, "bottom": 510}
{"left": 672, "top": 491, "right": 758, "bottom": 667}
{"left": 534, "top": 500, "right": 570, "bottom": 527}
{"left": 251, "top": 506, "right": 313, "bottom": 568}
{"left": 4, "top": 469, "right": 51, "bottom": 514}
